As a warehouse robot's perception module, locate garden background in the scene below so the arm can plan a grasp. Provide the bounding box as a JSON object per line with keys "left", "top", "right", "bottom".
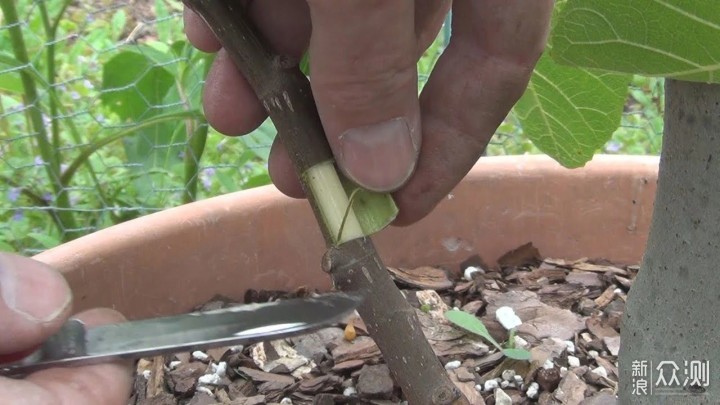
{"left": 0, "top": 0, "right": 663, "bottom": 255}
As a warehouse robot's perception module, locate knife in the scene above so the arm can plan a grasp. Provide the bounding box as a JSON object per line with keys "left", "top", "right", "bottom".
{"left": 0, "top": 292, "right": 362, "bottom": 378}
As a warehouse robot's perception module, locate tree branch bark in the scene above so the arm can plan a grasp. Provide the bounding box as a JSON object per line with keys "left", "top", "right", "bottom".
{"left": 183, "top": 1, "right": 469, "bottom": 403}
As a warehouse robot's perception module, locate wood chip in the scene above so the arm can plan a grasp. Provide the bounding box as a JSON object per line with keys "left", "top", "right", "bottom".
{"left": 498, "top": 242, "right": 542, "bottom": 268}
{"left": 571, "top": 262, "right": 628, "bottom": 276}
{"left": 236, "top": 367, "right": 295, "bottom": 385}
{"left": 554, "top": 371, "right": 587, "bottom": 404}
{"left": 387, "top": 266, "right": 453, "bottom": 290}
{"left": 594, "top": 286, "right": 616, "bottom": 308}
{"left": 586, "top": 316, "right": 620, "bottom": 339}
{"left": 331, "top": 336, "right": 381, "bottom": 364}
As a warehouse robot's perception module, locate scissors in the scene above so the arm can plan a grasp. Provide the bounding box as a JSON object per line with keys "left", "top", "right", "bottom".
{"left": 0, "top": 292, "right": 362, "bottom": 378}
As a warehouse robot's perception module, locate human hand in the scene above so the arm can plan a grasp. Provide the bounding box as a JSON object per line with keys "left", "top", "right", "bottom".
{"left": 185, "top": 0, "right": 553, "bottom": 225}
{"left": 0, "top": 253, "right": 132, "bottom": 405}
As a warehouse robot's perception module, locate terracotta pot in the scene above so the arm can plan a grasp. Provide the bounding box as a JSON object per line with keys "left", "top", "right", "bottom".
{"left": 34, "top": 155, "right": 659, "bottom": 320}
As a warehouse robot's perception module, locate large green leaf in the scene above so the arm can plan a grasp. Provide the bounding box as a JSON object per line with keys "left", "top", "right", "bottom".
{"left": 551, "top": 0, "right": 720, "bottom": 83}
{"left": 100, "top": 51, "right": 174, "bottom": 121}
{"left": 514, "top": 52, "right": 630, "bottom": 168}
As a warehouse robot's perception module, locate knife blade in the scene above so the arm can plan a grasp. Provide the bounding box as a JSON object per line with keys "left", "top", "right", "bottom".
{"left": 0, "top": 292, "right": 362, "bottom": 378}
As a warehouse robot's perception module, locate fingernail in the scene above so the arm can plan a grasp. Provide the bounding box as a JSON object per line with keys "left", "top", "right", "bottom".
{"left": 338, "top": 117, "right": 419, "bottom": 192}
{"left": 0, "top": 256, "right": 71, "bottom": 323}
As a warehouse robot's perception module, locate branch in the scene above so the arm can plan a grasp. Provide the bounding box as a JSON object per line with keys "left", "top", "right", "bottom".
{"left": 183, "top": 1, "right": 469, "bottom": 403}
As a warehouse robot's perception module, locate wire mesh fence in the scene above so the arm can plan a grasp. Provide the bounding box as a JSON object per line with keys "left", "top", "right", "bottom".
{"left": 0, "top": 1, "right": 663, "bottom": 255}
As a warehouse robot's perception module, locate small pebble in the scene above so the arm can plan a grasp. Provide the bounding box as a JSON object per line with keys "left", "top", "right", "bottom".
{"left": 343, "top": 387, "right": 357, "bottom": 396}
{"left": 567, "top": 355, "right": 581, "bottom": 368}
{"left": 494, "top": 387, "right": 512, "bottom": 405}
{"left": 211, "top": 362, "right": 227, "bottom": 377}
{"left": 614, "top": 288, "right": 623, "bottom": 295}
{"left": 463, "top": 266, "right": 484, "bottom": 280}
{"left": 475, "top": 384, "right": 483, "bottom": 392}
{"left": 496, "top": 306, "right": 522, "bottom": 330}
{"left": 192, "top": 351, "right": 209, "bottom": 361}
{"left": 167, "top": 360, "right": 182, "bottom": 369}
{"left": 542, "top": 359, "right": 555, "bottom": 370}
{"left": 142, "top": 370, "right": 151, "bottom": 380}
{"left": 526, "top": 382, "right": 540, "bottom": 399}
{"left": 513, "top": 375, "right": 523, "bottom": 385}
{"left": 500, "top": 380, "right": 510, "bottom": 388}
{"left": 280, "top": 398, "right": 293, "bottom": 405}
{"left": 592, "top": 366, "right": 608, "bottom": 378}
{"left": 560, "top": 367, "right": 568, "bottom": 377}
{"left": 484, "top": 379, "right": 499, "bottom": 391}
{"left": 564, "top": 340, "right": 576, "bottom": 353}
{"left": 501, "top": 369, "right": 516, "bottom": 381}
{"left": 444, "top": 360, "right": 461, "bottom": 370}
{"left": 588, "top": 350, "right": 599, "bottom": 358}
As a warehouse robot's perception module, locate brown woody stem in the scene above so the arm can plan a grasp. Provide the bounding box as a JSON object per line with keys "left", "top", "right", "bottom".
{"left": 183, "top": 1, "right": 469, "bottom": 403}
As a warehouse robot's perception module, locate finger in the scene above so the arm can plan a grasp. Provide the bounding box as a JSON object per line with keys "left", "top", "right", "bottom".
{"left": 393, "top": 0, "right": 553, "bottom": 225}
{"left": 268, "top": 2, "right": 448, "bottom": 197}
{"left": 200, "top": 0, "right": 311, "bottom": 136}
{"left": 183, "top": 7, "right": 221, "bottom": 53}
{"left": 415, "top": 0, "right": 452, "bottom": 52}
{"left": 203, "top": 49, "right": 268, "bottom": 135}
{"left": 305, "top": 0, "right": 421, "bottom": 192}
{"left": 0, "top": 254, "right": 72, "bottom": 356}
{"left": 268, "top": 137, "right": 305, "bottom": 198}
{"left": 0, "top": 309, "right": 132, "bottom": 405}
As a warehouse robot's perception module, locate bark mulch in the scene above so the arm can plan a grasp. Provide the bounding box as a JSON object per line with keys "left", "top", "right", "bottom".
{"left": 128, "top": 242, "right": 633, "bottom": 405}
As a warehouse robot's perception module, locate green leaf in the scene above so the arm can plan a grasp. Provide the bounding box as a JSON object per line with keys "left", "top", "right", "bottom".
{"left": 502, "top": 348, "right": 532, "bottom": 361}
{"left": 445, "top": 310, "right": 503, "bottom": 351}
{"left": 551, "top": 0, "right": 720, "bottom": 83}
{"left": 27, "top": 232, "right": 60, "bottom": 249}
{"left": 514, "top": 52, "right": 630, "bottom": 168}
{"left": 242, "top": 118, "right": 275, "bottom": 162}
{"left": 100, "top": 51, "right": 174, "bottom": 121}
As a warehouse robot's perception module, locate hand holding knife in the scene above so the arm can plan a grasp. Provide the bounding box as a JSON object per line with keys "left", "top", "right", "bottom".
{"left": 0, "top": 292, "right": 362, "bottom": 378}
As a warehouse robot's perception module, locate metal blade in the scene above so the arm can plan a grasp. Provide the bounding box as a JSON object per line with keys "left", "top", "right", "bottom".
{"left": 0, "top": 292, "right": 362, "bottom": 378}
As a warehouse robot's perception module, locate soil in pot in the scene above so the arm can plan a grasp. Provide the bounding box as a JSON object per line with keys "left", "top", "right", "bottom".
{"left": 127, "top": 242, "right": 630, "bottom": 405}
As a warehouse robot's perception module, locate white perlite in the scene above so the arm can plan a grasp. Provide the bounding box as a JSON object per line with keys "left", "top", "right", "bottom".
{"left": 526, "top": 382, "right": 540, "bottom": 399}
{"left": 501, "top": 369, "right": 516, "bottom": 381}
{"left": 280, "top": 398, "right": 293, "bottom": 405}
{"left": 543, "top": 359, "right": 555, "bottom": 370}
{"left": 192, "top": 351, "right": 208, "bottom": 361}
{"left": 514, "top": 335, "right": 529, "bottom": 348}
{"left": 167, "top": 360, "right": 181, "bottom": 369}
{"left": 564, "top": 340, "right": 576, "bottom": 353}
{"left": 196, "top": 386, "right": 214, "bottom": 397}
{"left": 142, "top": 370, "right": 151, "bottom": 380}
{"left": 463, "top": 266, "right": 484, "bottom": 280}
{"left": 588, "top": 350, "right": 599, "bottom": 358}
{"left": 495, "top": 306, "right": 522, "bottom": 330}
{"left": 343, "top": 387, "right": 357, "bottom": 396}
{"left": 212, "top": 362, "right": 227, "bottom": 377}
{"left": 567, "top": 355, "right": 581, "bottom": 368}
{"left": 484, "top": 379, "right": 500, "bottom": 391}
{"left": 198, "top": 373, "right": 221, "bottom": 385}
{"left": 444, "top": 360, "right": 461, "bottom": 370}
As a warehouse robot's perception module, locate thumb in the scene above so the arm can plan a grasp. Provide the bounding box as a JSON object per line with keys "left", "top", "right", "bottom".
{"left": 0, "top": 253, "right": 72, "bottom": 357}
{"left": 307, "top": 0, "right": 421, "bottom": 192}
